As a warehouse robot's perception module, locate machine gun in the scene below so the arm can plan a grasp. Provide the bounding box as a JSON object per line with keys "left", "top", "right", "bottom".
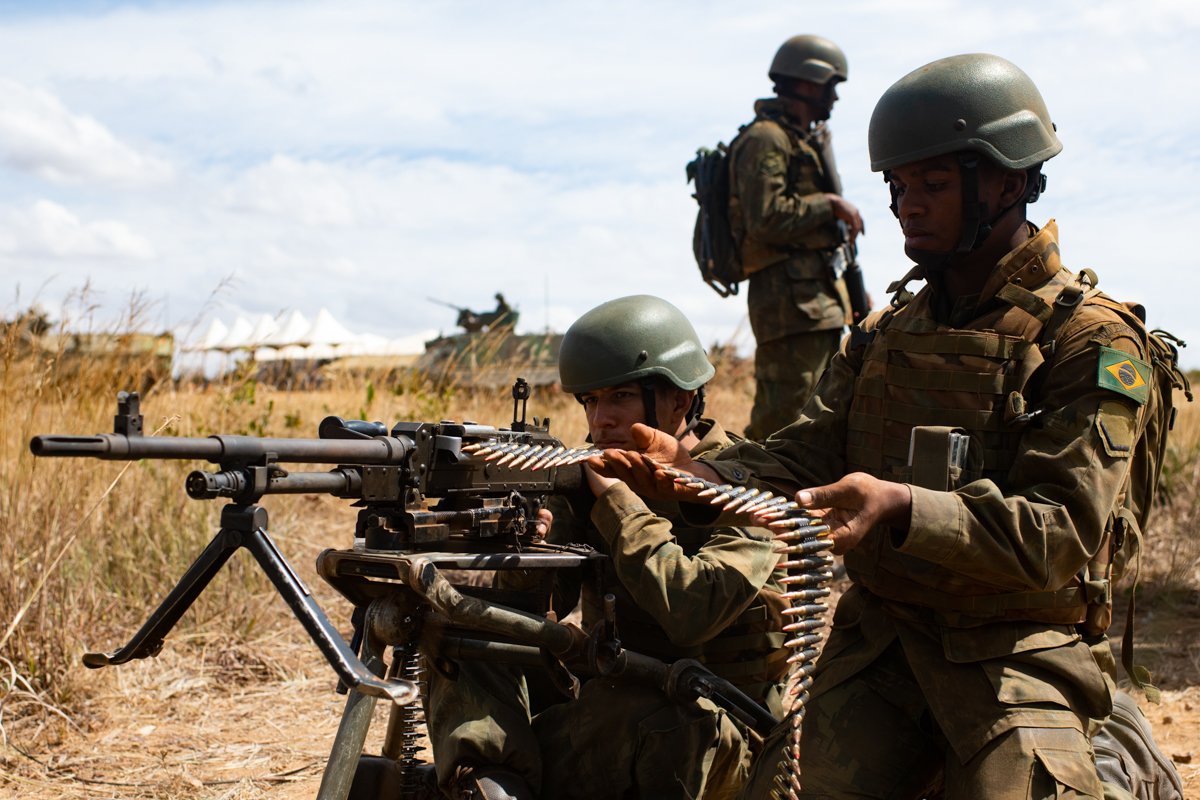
{"left": 30, "top": 379, "right": 781, "bottom": 800}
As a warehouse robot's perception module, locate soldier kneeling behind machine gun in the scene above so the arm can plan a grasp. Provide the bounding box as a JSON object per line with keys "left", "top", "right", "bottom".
{"left": 425, "top": 295, "right": 830, "bottom": 800}
{"left": 30, "top": 297, "right": 835, "bottom": 800}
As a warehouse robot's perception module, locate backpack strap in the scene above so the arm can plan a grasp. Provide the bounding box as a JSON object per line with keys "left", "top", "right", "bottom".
{"left": 885, "top": 265, "right": 924, "bottom": 310}
{"left": 1040, "top": 269, "right": 1097, "bottom": 357}
{"left": 1107, "top": 506, "right": 1160, "bottom": 702}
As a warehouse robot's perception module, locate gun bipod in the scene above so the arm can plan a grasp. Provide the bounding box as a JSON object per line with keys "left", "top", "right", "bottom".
{"left": 82, "top": 501, "right": 419, "bottom": 706}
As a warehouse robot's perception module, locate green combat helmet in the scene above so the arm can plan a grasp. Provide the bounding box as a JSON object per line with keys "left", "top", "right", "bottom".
{"left": 768, "top": 34, "right": 848, "bottom": 85}
{"left": 868, "top": 52, "right": 1059, "bottom": 172}
{"left": 868, "top": 53, "right": 1061, "bottom": 260}
{"left": 559, "top": 295, "right": 714, "bottom": 430}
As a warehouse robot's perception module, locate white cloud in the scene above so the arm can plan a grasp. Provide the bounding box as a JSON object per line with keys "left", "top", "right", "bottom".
{"left": 0, "top": 79, "right": 173, "bottom": 187}
{"left": 0, "top": 200, "right": 156, "bottom": 260}
{"left": 224, "top": 155, "right": 359, "bottom": 227}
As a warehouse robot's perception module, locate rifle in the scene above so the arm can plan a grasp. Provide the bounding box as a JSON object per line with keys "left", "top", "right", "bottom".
{"left": 30, "top": 380, "right": 779, "bottom": 800}
{"left": 834, "top": 220, "right": 871, "bottom": 324}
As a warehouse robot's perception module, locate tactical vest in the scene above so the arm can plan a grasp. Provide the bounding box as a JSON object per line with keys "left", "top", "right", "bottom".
{"left": 842, "top": 264, "right": 1139, "bottom": 626}
{"left": 729, "top": 108, "right": 842, "bottom": 278}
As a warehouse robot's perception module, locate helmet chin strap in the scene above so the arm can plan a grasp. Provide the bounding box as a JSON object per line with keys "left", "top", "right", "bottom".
{"left": 886, "top": 154, "right": 1030, "bottom": 273}
{"left": 640, "top": 381, "right": 707, "bottom": 440}
{"left": 638, "top": 380, "right": 660, "bottom": 431}
{"left": 775, "top": 82, "right": 836, "bottom": 123}
{"left": 680, "top": 387, "right": 706, "bottom": 438}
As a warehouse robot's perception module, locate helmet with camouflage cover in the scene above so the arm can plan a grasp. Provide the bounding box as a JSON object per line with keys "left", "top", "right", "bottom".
{"left": 769, "top": 35, "right": 848, "bottom": 85}
{"left": 559, "top": 295, "right": 714, "bottom": 394}
{"left": 868, "top": 53, "right": 1060, "bottom": 173}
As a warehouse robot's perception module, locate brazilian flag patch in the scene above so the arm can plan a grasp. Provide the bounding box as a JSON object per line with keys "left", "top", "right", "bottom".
{"left": 1097, "top": 346, "right": 1151, "bottom": 405}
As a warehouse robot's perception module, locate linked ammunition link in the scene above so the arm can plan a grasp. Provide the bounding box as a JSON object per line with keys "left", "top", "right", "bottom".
{"left": 386, "top": 646, "right": 428, "bottom": 792}
{"left": 660, "top": 468, "right": 833, "bottom": 800}
{"left": 466, "top": 441, "right": 834, "bottom": 797}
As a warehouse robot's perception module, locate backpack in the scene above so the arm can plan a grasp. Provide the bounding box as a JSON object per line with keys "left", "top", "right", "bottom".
{"left": 686, "top": 143, "right": 743, "bottom": 297}
{"left": 1093, "top": 689, "right": 1186, "bottom": 800}
{"left": 1108, "top": 314, "right": 1192, "bottom": 701}
{"left": 1049, "top": 285, "right": 1193, "bottom": 700}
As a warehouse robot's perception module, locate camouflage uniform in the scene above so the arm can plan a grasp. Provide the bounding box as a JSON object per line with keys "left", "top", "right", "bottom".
{"left": 428, "top": 418, "right": 788, "bottom": 800}
{"left": 701, "top": 222, "right": 1147, "bottom": 798}
{"left": 730, "top": 97, "right": 849, "bottom": 441}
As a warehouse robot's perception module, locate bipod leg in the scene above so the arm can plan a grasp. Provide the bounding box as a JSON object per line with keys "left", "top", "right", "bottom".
{"left": 235, "top": 506, "right": 418, "bottom": 705}
{"left": 82, "top": 515, "right": 246, "bottom": 668}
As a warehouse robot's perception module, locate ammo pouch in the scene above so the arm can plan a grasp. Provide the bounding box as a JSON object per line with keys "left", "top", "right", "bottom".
{"left": 907, "top": 426, "right": 970, "bottom": 491}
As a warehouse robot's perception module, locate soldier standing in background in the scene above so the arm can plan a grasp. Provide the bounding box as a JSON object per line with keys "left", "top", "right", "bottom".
{"left": 730, "top": 34, "right": 864, "bottom": 441}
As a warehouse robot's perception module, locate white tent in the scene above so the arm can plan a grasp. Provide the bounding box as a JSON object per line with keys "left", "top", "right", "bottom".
{"left": 186, "top": 309, "right": 427, "bottom": 367}
{"left": 264, "top": 310, "right": 311, "bottom": 348}
{"left": 245, "top": 313, "right": 281, "bottom": 361}
{"left": 305, "top": 308, "right": 357, "bottom": 348}
{"left": 246, "top": 314, "right": 279, "bottom": 347}
{"left": 185, "top": 318, "right": 228, "bottom": 352}
{"left": 341, "top": 331, "right": 426, "bottom": 356}
{"left": 213, "top": 317, "right": 255, "bottom": 353}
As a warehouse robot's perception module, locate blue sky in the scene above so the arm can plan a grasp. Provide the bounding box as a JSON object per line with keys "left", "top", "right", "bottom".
{"left": 2, "top": 0, "right": 1198, "bottom": 364}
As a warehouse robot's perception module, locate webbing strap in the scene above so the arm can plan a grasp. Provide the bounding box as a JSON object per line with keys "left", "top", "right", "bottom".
{"left": 881, "top": 363, "right": 1013, "bottom": 393}
{"left": 876, "top": 398, "right": 1002, "bottom": 430}
{"left": 1116, "top": 510, "right": 1160, "bottom": 702}
{"left": 846, "top": 410, "right": 884, "bottom": 436}
{"left": 878, "top": 329, "right": 1027, "bottom": 359}
{"left": 996, "top": 282, "right": 1054, "bottom": 323}
{"left": 1041, "top": 282, "right": 1088, "bottom": 356}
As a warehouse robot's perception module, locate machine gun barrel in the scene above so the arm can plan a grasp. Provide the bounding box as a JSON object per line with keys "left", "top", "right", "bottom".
{"left": 31, "top": 432, "right": 413, "bottom": 466}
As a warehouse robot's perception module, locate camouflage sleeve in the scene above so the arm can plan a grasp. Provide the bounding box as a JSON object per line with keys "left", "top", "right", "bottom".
{"left": 588, "top": 482, "right": 778, "bottom": 647}
{"left": 896, "top": 312, "right": 1146, "bottom": 590}
{"left": 732, "top": 124, "right": 834, "bottom": 246}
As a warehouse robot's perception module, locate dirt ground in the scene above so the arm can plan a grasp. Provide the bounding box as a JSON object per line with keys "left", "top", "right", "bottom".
{"left": 2, "top": 590, "right": 1198, "bottom": 799}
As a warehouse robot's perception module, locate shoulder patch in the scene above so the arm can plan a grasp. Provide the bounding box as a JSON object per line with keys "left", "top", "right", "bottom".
{"left": 1095, "top": 399, "right": 1137, "bottom": 458}
{"left": 1096, "top": 345, "right": 1150, "bottom": 405}
{"left": 757, "top": 150, "right": 786, "bottom": 177}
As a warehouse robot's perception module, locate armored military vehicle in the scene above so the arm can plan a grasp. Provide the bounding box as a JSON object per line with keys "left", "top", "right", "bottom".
{"left": 415, "top": 294, "right": 562, "bottom": 388}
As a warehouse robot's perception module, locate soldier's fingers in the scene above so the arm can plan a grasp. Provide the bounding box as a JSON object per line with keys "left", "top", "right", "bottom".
{"left": 584, "top": 453, "right": 612, "bottom": 476}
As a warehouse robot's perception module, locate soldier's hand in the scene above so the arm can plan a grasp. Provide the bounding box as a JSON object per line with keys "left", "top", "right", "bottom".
{"left": 826, "top": 194, "right": 864, "bottom": 242}
{"left": 788, "top": 472, "right": 910, "bottom": 554}
{"left": 586, "top": 423, "right": 708, "bottom": 501}
{"left": 534, "top": 507, "right": 553, "bottom": 538}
